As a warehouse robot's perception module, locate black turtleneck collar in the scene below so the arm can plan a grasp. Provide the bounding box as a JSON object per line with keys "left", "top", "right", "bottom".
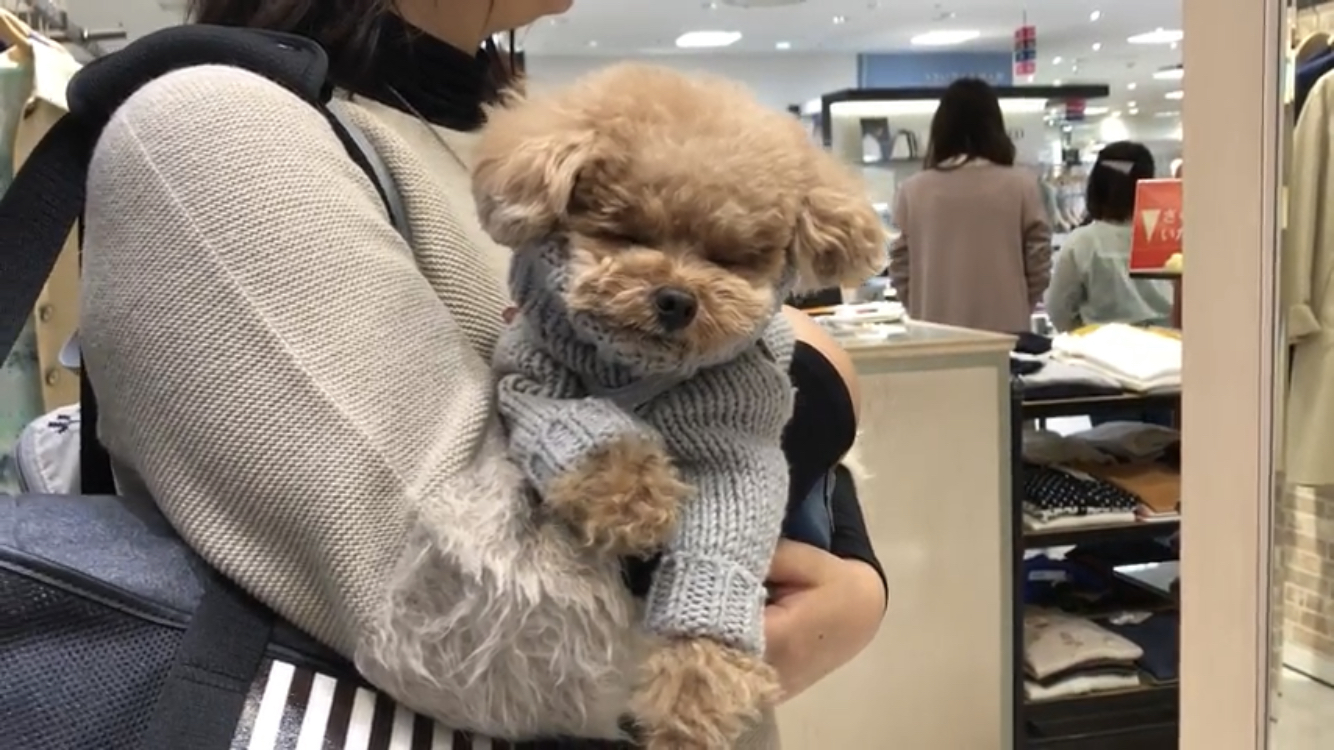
{"left": 345, "top": 13, "right": 490, "bottom": 132}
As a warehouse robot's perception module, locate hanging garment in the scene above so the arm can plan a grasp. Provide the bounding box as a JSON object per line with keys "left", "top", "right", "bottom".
{"left": 0, "top": 55, "right": 38, "bottom": 496}
{"left": 11, "top": 30, "right": 82, "bottom": 413}
{"left": 1284, "top": 71, "right": 1334, "bottom": 486}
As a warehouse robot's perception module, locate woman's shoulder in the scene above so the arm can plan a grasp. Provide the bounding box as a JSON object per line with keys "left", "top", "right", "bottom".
{"left": 97, "top": 65, "right": 365, "bottom": 190}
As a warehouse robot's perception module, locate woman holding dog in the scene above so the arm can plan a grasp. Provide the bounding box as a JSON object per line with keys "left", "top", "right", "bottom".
{"left": 76, "top": 0, "right": 887, "bottom": 746}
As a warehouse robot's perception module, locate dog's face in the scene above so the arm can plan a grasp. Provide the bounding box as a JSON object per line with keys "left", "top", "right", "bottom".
{"left": 473, "top": 64, "right": 887, "bottom": 369}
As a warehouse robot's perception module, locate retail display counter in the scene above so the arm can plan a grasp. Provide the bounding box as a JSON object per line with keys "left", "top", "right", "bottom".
{"left": 778, "top": 321, "right": 1017, "bottom": 750}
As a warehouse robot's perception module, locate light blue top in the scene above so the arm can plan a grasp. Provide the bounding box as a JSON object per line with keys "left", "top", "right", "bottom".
{"left": 1044, "top": 220, "right": 1175, "bottom": 332}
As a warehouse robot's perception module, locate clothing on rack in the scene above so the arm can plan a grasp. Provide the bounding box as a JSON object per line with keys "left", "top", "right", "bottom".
{"left": 1284, "top": 66, "right": 1334, "bottom": 486}
{"left": 0, "top": 13, "right": 82, "bottom": 497}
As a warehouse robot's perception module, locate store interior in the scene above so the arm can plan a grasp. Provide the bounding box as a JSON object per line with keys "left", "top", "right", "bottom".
{"left": 1, "top": 0, "right": 1332, "bottom": 748}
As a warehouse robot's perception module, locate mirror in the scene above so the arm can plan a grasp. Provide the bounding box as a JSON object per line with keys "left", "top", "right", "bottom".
{"left": 1270, "top": 1, "right": 1334, "bottom": 747}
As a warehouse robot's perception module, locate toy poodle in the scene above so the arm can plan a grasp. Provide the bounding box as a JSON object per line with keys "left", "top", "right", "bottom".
{"left": 471, "top": 63, "right": 886, "bottom": 749}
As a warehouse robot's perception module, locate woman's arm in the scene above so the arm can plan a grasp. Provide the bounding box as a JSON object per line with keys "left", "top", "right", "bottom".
{"left": 81, "top": 65, "right": 511, "bottom": 653}
{"left": 766, "top": 308, "right": 886, "bottom": 700}
{"left": 1022, "top": 177, "right": 1054, "bottom": 307}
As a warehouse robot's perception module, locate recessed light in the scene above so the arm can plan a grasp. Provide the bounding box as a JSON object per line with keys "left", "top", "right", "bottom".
{"left": 1090, "top": 10, "right": 1102, "bottom": 21}
{"left": 675, "top": 30, "right": 743, "bottom": 48}
{"left": 1128, "top": 101, "right": 1138, "bottom": 107}
{"left": 1155, "top": 110, "right": 1181, "bottom": 118}
{"left": 910, "top": 29, "right": 981, "bottom": 46}
{"left": 775, "top": 41, "right": 792, "bottom": 50}
{"left": 1165, "top": 90, "right": 1184, "bottom": 100}
{"left": 1170, "top": 41, "right": 1178, "bottom": 50}
{"left": 1128, "top": 28, "right": 1184, "bottom": 45}
{"left": 1092, "top": 42, "right": 1102, "bottom": 51}
{"left": 1054, "top": 79, "right": 1064, "bottom": 86}
{"left": 1111, "top": 110, "right": 1122, "bottom": 117}
{"left": 1154, "top": 66, "right": 1184, "bottom": 80}
{"left": 587, "top": 40, "right": 599, "bottom": 47}
{"left": 1052, "top": 56, "right": 1063, "bottom": 65}
{"left": 1086, "top": 106, "right": 1110, "bottom": 116}
{"left": 1128, "top": 82, "right": 1138, "bottom": 90}
{"left": 1128, "top": 108, "right": 1140, "bottom": 115}
{"left": 832, "top": 15, "right": 847, "bottom": 24}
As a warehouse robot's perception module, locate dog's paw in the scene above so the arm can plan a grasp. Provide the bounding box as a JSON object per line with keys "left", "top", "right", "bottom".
{"left": 631, "top": 639, "right": 780, "bottom": 750}
{"left": 544, "top": 435, "right": 689, "bottom": 556}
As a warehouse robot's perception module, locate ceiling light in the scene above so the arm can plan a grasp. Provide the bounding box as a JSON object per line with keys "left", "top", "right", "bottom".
{"left": 775, "top": 41, "right": 792, "bottom": 50}
{"left": 833, "top": 15, "right": 847, "bottom": 24}
{"left": 1054, "top": 79, "right": 1063, "bottom": 86}
{"left": 1128, "top": 108, "right": 1140, "bottom": 115}
{"left": 1090, "top": 10, "right": 1102, "bottom": 21}
{"left": 1086, "top": 106, "right": 1110, "bottom": 116}
{"left": 830, "top": 98, "right": 1050, "bottom": 118}
{"left": 675, "top": 30, "right": 743, "bottom": 48}
{"left": 1128, "top": 101, "right": 1137, "bottom": 107}
{"left": 1052, "top": 56, "right": 1063, "bottom": 65}
{"left": 1092, "top": 42, "right": 1102, "bottom": 51}
{"left": 1127, "top": 82, "right": 1138, "bottom": 90}
{"left": 587, "top": 40, "right": 599, "bottom": 47}
{"left": 1128, "top": 28, "right": 1184, "bottom": 45}
{"left": 1165, "top": 90, "right": 1184, "bottom": 100}
{"left": 1154, "top": 65, "right": 1184, "bottom": 80}
{"left": 1111, "top": 110, "right": 1122, "bottom": 117}
{"left": 910, "top": 30, "right": 981, "bottom": 46}
{"left": 1155, "top": 110, "right": 1181, "bottom": 118}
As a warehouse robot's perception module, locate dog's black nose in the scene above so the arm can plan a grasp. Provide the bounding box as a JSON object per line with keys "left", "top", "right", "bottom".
{"left": 652, "top": 287, "right": 698, "bottom": 331}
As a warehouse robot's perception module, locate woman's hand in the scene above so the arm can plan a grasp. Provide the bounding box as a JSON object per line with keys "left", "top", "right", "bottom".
{"left": 764, "top": 539, "right": 887, "bottom": 702}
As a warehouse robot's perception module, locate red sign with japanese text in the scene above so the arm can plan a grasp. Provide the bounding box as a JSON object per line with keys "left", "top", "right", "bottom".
{"left": 1130, "top": 179, "right": 1184, "bottom": 270}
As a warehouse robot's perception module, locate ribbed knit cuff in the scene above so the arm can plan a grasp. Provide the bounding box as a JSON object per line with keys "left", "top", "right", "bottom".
{"left": 644, "top": 553, "right": 767, "bottom": 654}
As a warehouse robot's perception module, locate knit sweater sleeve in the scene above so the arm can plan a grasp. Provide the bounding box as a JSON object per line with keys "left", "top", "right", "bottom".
{"left": 643, "top": 323, "right": 796, "bottom": 653}
{"left": 492, "top": 324, "right": 649, "bottom": 490}
{"left": 79, "top": 66, "right": 507, "bottom": 653}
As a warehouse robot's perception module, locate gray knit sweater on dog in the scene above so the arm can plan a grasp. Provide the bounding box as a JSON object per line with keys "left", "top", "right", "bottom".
{"left": 494, "top": 239, "right": 795, "bottom": 654}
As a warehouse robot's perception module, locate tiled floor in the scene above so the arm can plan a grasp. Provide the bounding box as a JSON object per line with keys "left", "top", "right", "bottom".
{"left": 1271, "top": 668, "right": 1334, "bottom": 749}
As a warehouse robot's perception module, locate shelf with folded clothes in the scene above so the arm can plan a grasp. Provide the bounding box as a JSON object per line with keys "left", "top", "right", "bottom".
{"left": 1022, "top": 606, "right": 1180, "bottom": 706}
{"left": 1020, "top": 421, "right": 1182, "bottom": 546}
{"left": 1012, "top": 324, "right": 1183, "bottom": 419}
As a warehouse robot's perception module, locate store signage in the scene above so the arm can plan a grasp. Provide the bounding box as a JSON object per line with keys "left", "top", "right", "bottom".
{"left": 1063, "top": 99, "right": 1087, "bottom": 122}
{"left": 1130, "top": 179, "right": 1184, "bottom": 269}
{"left": 1013, "top": 25, "right": 1037, "bottom": 77}
{"left": 857, "top": 52, "right": 1013, "bottom": 88}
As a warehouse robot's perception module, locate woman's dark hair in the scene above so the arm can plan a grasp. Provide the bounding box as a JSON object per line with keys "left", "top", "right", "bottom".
{"left": 924, "top": 78, "right": 1017, "bottom": 169}
{"left": 188, "top": 0, "right": 519, "bottom": 98}
{"left": 1085, "top": 141, "right": 1156, "bottom": 223}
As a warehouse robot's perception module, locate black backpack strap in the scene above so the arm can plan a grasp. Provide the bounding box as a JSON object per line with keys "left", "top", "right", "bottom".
{"left": 139, "top": 572, "right": 276, "bottom": 750}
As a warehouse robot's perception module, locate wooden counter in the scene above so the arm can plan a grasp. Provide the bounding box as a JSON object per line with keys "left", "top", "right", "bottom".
{"left": 778, "top": 321, "right": 1017, "bottom": 750}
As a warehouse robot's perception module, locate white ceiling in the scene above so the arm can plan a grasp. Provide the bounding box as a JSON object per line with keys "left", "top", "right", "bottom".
{"left": 59, "top": 0, "right": 1184, "bottom": 112}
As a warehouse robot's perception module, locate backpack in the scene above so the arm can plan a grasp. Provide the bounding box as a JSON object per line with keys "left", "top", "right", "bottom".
{"left": 0, "top": 24, "right": 628, "bottom": 750}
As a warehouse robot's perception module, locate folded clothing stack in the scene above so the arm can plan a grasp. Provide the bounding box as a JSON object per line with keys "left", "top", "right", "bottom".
{"left": 1024, "top": 608, "right": 1144, "bottom": 701}
{"left": 1023, "top": 462, "right": 1140, "bottom": 531}
{"left": 1022, "top": 424, "right": 1183, "bottom": 522}
{"left": 1051, "top": 324, "right": 1182, "bottom": 392}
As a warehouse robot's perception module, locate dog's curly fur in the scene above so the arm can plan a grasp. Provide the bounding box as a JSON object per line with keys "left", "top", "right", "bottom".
{"left": 472, "top": 63, "right": 886, "bottom": 749}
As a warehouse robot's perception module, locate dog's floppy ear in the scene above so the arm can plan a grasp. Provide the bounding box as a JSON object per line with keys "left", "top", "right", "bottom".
{"left": 791, "top": 154, "right": 889, "bottom": 290}
{"left": 471, "top": 99, "right": 602, "bottom": 248}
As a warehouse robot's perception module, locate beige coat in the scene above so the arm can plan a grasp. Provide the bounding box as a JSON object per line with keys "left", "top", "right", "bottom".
{"left": 1284, "top": 72, "right": 1334, "bottom": 487}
